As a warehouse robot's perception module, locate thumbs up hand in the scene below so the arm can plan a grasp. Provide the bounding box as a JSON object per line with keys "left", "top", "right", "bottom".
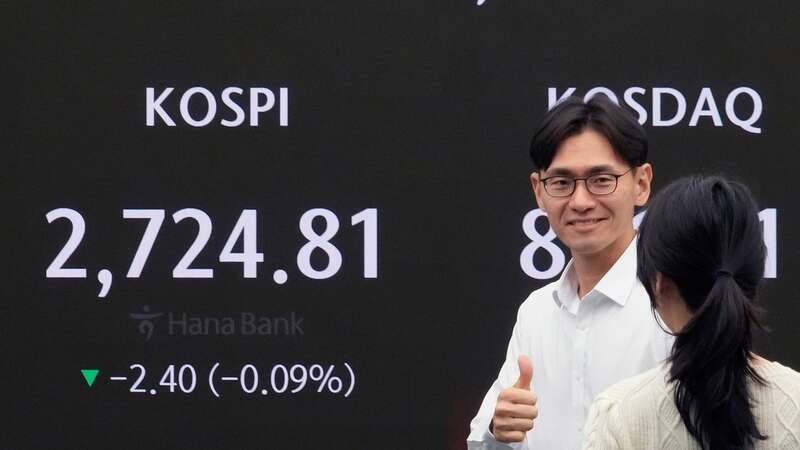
{"left": 491, "top": 355, "right": 539, "bottom": 443}
{"left": 513, "top": 354, "right": 533, "bottom": 390}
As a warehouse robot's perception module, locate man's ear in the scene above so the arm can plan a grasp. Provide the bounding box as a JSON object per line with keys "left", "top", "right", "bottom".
{"left": 530, "top": 171, "right": 546, "bottom": 211}
{"left": 634, "top": 163, "right": 653, "bottom": 207}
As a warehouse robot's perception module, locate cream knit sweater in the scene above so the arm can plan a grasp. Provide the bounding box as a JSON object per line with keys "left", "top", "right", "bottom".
{"left": 582, "top": 361, "right": 800, "bottom": 449}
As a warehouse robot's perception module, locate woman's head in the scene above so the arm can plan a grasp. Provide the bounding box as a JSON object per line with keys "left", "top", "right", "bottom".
{"left": 636, "top": 175, "right": 767, "bottom": 449}
{"left": 637, "top": 175, "right": 765, "bottom": 328}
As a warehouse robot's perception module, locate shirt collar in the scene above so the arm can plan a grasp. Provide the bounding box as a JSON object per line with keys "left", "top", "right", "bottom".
{"left": 552, "top": 236, "right": 639, "bottom": 309}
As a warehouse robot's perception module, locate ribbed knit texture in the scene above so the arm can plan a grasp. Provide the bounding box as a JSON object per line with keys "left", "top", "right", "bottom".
{"left": 583, "top": 361, "right": 800, "bottom": 449}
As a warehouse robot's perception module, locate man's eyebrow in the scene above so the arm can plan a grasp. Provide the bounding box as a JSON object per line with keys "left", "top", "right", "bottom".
{"left": 543, "top": 168, "right": 576, "bottom": 177}
{"left": 544, "top": 165, "right": 620, "bottom": 177}
{"left": 586, "top": 165, "right": 620, "bottom": 174}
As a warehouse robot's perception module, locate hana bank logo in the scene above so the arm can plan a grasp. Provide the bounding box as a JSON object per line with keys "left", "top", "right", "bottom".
{"left": 130, "top": 305, "right": 163, "bottom": 341}
{"left": 129, "top": 306, "right": 305, "bottom": 340}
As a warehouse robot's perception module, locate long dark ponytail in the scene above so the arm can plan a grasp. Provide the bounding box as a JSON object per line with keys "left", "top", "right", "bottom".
{"left": 637, "top": 175, "right": 767, "bottom": 449}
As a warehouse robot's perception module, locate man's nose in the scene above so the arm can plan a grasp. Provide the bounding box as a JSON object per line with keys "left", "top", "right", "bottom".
{"left": 569, "top": 180, "right": 596, "bottom": 211}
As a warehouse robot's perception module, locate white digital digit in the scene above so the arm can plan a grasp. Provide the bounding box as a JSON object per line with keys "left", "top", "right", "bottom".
{"left": 130, "top": 364, "right": 147, "bottom": 393}
{"left": 219, "top": 209, "right": 264, "bottom": 278}
{"left": 297, "top": 208, "right": 342, "bottom": 279}
{"left": 45, "top": 208, "right": 87, "bottom": 278}
{"left": 172, "top": 208, "right": 214, "bottom": 278}
{"left": 289, "top": 364, "right": 308, "bottom": 393}
{"left": 159, "top": 365, "right": 177, "bottom": 392}
{"left": 240, "top": 364, "right": 259, "bottom": 394}
{"left": 123, "top": 209, "right": 165, "bottom": 278}
{"left": 351, "top": 208, "right": 378, "bottom": 278}
{"left": 759, "top": 208, "right": 777, "bottom": 278}
{"left": 271, "top": 364, "right": 289, "bottom": 394}
{"left": 520, "top": 209, "right": 566, "bottom": 279}
{"left": 178, "top": 364, "right": 197, "bottom": 393}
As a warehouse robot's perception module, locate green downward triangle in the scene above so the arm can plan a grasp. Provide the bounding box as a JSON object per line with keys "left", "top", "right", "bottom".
{"left": 81, "top": 369, "right": 99, "bottom": 387}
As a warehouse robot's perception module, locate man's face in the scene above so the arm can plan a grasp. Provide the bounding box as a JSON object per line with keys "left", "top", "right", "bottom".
{"left": 530, "top": 129, "right": 652, "bottom": 258}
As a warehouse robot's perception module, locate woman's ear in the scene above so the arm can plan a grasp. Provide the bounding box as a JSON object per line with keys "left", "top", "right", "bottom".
{"left": 655, "top": 272, "right": 665, "bottom": 297}
{"left": 654, "top": 272, "right": 692, "bottom": 333}
{"left": 654, "top": 272, "right": 679, "bottom": 305}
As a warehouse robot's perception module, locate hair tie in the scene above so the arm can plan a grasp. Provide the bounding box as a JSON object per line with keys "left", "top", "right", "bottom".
{"left": 716, "top": 269, "right": 733, "bottom": 278}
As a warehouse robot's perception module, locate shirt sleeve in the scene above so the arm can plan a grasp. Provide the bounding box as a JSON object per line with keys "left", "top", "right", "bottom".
{"left": 581, "top": 394, "right": 625, "bottom": 450}
{"left": 467, "top": 310, "right": 530, "bottom": 450}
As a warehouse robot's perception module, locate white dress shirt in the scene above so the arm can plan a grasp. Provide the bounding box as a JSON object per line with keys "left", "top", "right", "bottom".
{"left": 467, "top": 237, "right": 673, "bottom": 450}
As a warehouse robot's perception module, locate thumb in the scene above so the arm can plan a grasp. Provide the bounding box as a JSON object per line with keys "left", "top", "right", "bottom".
{"left": 513, "top": 355, "right": 533, "bottom": 390}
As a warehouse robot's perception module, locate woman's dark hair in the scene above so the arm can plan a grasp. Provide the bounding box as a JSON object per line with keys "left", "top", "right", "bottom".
{"left": 529, "top": 95, "right": 648, "bottom": 171}
{"left": 637, "top": 175, "right": 767, "bottom": 449}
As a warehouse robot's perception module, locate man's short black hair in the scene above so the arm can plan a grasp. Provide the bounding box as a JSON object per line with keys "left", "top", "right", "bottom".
{"left": 529, "top": 95, "right": 648, "bottom": 171}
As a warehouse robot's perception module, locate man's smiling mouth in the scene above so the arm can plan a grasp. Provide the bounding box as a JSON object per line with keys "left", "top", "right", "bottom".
{"left": 568, "top": 218, "right": 606, "bottom": 225}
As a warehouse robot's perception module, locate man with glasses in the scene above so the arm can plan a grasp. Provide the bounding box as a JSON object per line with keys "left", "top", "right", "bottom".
{"left": 467, "top": 95, "right": 672, "bottom": 450}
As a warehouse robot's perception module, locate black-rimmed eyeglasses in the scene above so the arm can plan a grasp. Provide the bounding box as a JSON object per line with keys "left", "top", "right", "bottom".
{"left": 540, "top": 167, "right": 635, "bottom": 197}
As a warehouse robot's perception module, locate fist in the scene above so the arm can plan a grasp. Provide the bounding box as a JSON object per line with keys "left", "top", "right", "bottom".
{"left": 491, "top": 355, "right": 538, "bottom": 443}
